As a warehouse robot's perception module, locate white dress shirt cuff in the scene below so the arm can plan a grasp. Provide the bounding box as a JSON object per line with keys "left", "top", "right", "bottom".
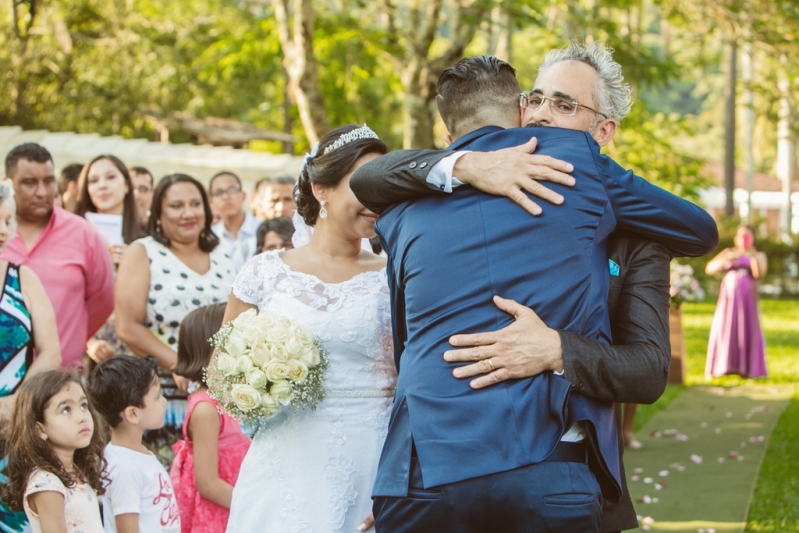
{"left": 426, "top": 152, "right": 470, "bottom": 193}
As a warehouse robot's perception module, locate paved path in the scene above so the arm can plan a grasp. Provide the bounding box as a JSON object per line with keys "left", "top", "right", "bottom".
{"left": 624, "top": 385, "right": 794, "bottom": 532}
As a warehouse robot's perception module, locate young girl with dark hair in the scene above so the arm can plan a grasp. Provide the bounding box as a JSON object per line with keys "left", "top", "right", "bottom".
{"left": 170, "top": 303, "right": 250, "bottom": 533}
{"left": 0, "top": 371, "right": 106, "bottom": 533}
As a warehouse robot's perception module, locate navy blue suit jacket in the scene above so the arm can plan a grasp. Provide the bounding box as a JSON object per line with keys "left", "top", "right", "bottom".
{"left": 371, "top": 126, "right": 718, "bottom": 503}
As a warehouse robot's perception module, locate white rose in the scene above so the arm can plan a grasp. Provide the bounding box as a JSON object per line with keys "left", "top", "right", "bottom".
{"left": 283, "top": 335, "right": 304, "bottom": 358}
{"left": 270, "top": 380, "right": 295, "bottom": 406}
{"left": 249, "top": 340, "right": 271, "bottom": 367}
{"left": 259, "top": 392, "right": 280, "bottom": 418}
{"left": 264, "top": 360, "right": 291, "bottom": 382}
{"left": 231, "top": 384, "right": 261, "bottom": 411}
{"left": 268, "top": 343, "right": 289, "bottom": 362}
{"left": 289, "top": 324, "right": 314, "bottom": 346}
{"left": 297, "top": 342, "right": 320, "bottom": 367}
{"left": 214, "top": 354, "right": 238, "bottom": 376}
{"left": 245, "top": 368, "right": 268, "bottom": 390}
{"left": 240, "top": 322, "right": 264, "bottom": 346}
{"left": 226, "top": 329, "right": 248, "bottom": 358}
{"left": 265, "top": 323, "right": 290, "bottom": 344}
{"left": 233, "top": 308, "right": 258, "bottom": 327}
{"left": 287, "top": 360, "right": 309, "bottom": 383}
{"left": 235, "top": 355, "right": 254, "bottom": 374}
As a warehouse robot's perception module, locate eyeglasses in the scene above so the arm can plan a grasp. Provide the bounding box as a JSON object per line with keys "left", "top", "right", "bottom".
{"left": 520, "top": 92, "right": 607, "bottom": 119}
{"left": 210, "top": 186, "right": 242, "bottom": 198}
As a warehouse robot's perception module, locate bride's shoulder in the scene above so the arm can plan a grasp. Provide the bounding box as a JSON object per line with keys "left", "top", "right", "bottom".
{"left": 239, "top": 250, "right": 287, "bottom": 279}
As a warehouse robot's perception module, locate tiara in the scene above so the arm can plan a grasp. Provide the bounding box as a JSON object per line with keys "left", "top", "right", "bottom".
{"left": 323, "top": 124, "right": 380, "bottom": 155}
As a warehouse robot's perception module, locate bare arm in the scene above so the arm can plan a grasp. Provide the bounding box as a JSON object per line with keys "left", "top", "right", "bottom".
{"left": 221, "top": 294, "right": 257, "bottom": 326}
{"left": 84, "top": 230, "right": 115, "bottom": 338}
{"left": 114, "top": 513, "right": 140, "bottom": 533}
{"left": 190, "top": 401, "right": 233, "bottom": 508}
{"left": 705, "top": 248, "right": 733, "bottom": 275}
{"left": 0, "top": 267, "right": 62, "bottom": 437}
{"left": 27, "top": 491, "right": 68, "bottom": 533}
{"left": 19, "top": 265, "right": 61, "bottom": 375}
{"left": 750, "top": 251, "right": 768, "bottom": 279}
{"left": 114, "top": 242, "right": 178, "bottom": 369}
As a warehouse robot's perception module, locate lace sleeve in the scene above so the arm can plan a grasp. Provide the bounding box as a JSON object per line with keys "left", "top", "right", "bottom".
{"left": 376, "top": 270, "right": 395, "bottom": 362}
{"left": 231, "top": 253, "right": 278, "bottom": 308}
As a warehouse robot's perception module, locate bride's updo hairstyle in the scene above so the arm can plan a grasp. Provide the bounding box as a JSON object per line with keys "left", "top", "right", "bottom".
{"left": 296, "top": 124, "right": 387, "bottom": 226}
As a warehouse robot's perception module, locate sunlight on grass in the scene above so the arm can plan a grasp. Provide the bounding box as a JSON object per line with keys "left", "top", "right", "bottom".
{"left": 682, "top": 300, "right": 799, "bottom": 386}
{"left": 633, "top": 299, "right": 799, "bottom": 531}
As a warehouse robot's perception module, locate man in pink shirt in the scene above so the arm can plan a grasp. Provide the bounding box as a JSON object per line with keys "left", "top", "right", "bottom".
{"left": 1, "top": 143, "right": 114, "bottom": 370}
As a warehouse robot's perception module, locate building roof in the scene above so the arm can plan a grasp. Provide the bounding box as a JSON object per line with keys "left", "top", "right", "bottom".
{"left": 0, "top": 126, "right": 302, "bottom": 186}
{"left": 704, "top": 162, "right": 799, "bottom": 193}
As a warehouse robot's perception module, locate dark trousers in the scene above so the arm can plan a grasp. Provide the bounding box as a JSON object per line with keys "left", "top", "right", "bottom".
{"left": 373, "top": 456, "right": 602, "bottom": 533}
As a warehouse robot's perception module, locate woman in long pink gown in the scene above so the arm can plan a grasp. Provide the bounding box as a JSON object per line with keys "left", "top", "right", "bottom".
{"left": 705, "top": 226, "right": 768, "bottom": 378}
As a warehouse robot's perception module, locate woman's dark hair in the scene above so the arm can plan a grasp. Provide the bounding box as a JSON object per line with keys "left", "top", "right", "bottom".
{"left": 296, "top": 125, "right": 387, "bottom": 226}
{"left": 174, "top": 303, "right": 227, "bottom": 382}
{"left": 0, "top": 371, "right": 108, "bottom": 511}
{"left": 87, "top": 355, "right": 159, "bottom": 428}
{"left": 74, "top": 155, "right": 144, "bottom": 244}
{"left": 148, "top": 173, "right": 219, "bottom": 253}
{"left": 256, "top": 216, "right": 295, "bottom": 252}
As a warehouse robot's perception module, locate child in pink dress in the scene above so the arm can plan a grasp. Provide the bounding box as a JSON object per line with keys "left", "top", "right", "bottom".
{"left": 170, "top": 303, "right": 251, "bottom": 533}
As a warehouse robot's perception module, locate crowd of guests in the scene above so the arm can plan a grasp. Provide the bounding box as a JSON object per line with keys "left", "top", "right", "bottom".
{"left": 0, "top": 142, "right": 298, "bottom": 533}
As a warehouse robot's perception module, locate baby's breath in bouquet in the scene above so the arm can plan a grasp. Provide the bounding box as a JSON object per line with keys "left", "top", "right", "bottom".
{"left": 205, "top": 309, "right": 329, "bottom": 423}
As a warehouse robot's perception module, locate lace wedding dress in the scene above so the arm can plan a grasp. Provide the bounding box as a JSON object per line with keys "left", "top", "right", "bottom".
{"left": 226, "top": 251, "right": 396, "bottom": 533}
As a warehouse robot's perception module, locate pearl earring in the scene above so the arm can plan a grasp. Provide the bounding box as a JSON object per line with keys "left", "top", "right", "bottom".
{"left": 319, "top": 201, "right": 328, "bottom": 219}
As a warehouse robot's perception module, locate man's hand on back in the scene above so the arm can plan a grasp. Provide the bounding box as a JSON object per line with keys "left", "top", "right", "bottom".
{"left": 453, "top": 137, "right": 575, "bottom": 216}
{"left": 443, "top": 296, "right": 564, "bottom": 389}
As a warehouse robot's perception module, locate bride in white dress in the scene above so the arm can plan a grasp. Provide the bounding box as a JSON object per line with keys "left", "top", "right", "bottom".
{"left": 223, "top": 125, "right": 395, "bottom": 533}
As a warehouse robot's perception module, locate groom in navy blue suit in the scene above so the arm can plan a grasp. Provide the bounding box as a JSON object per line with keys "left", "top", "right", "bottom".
{"left": 368, "top": 56, "right": 718, "bottom": 532}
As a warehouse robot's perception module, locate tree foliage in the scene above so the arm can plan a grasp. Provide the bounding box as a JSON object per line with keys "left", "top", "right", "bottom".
{"left": 1, "top": 0, "right": 797, "bottom": 205}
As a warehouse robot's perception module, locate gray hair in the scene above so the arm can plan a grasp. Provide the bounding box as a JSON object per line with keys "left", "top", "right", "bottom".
{"left": 538, "top": 41, "right": 633, "bottom": 126}
{"left": 0, "top": 180, "right": 17, "bottom": 237}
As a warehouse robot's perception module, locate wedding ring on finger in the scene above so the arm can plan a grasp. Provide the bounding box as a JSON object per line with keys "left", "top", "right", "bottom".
{"left": 487, "top": 357, "right": 495, "bottom": 371}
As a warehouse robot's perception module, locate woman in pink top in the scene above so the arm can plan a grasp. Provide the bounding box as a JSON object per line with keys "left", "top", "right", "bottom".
{"left": 170, "top": 303, "right": 250, "bottom": 533}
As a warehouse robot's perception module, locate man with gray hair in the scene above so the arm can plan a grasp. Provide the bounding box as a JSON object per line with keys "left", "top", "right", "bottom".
{"left": 228, "top": 175, "right": 298, "bottom": 271}
{"left": 352, "top": 42, "right": 697, "bottom": 532}
{"left": 253, "top": 174, "right": 297, "bottom": 220}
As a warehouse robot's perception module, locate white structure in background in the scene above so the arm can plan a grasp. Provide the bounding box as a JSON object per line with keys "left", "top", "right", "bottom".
{"left": 700, "top": 162, "right": 799, "bottom": 238}
{"left": 0, "top": 126, "right": 303, "bottom": 189}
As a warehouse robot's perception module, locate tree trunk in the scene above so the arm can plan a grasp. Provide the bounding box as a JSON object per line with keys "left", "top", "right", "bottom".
{"left": 273, "top": 0, "right": 329, "bottom": 146}
{"left": 776, "top": 54, "right": 796, "bottom": 236}
{"left": 401, "top": 61, "right": 437, "bottom": 149}
{"left": 742, "top": 41, "right": 754, "bottom": 223}
{"left": 723, "top": 39, "right": 737, "bottom": 217}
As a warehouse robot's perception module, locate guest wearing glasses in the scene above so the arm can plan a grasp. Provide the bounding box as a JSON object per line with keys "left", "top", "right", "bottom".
{"left": 130, "top": 166, "right": 154, "bottom": 225}
{"left": 208, "top": 171, "right": 260, "bottom": 258}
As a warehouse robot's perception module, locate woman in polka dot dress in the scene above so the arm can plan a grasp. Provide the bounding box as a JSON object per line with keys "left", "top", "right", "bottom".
{"left": 116, "top": 174, "right": 236, "bottom": 466}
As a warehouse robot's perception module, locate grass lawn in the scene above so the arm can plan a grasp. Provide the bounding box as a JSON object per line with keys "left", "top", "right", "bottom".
{"left": 633, "top": 299, "right": 799, "bottom": 531}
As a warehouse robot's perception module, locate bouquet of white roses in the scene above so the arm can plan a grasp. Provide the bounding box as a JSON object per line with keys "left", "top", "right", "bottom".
{"left": 205, "top": 309, "right": 328, "bottom": 423}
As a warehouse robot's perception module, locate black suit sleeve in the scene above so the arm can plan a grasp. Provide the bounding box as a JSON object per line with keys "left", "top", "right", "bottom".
{"left": 350, "top": 149, "right": 450, "bottom": 213}
{"left": 559, "top": 237, "right": 672, "bottom": 405}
